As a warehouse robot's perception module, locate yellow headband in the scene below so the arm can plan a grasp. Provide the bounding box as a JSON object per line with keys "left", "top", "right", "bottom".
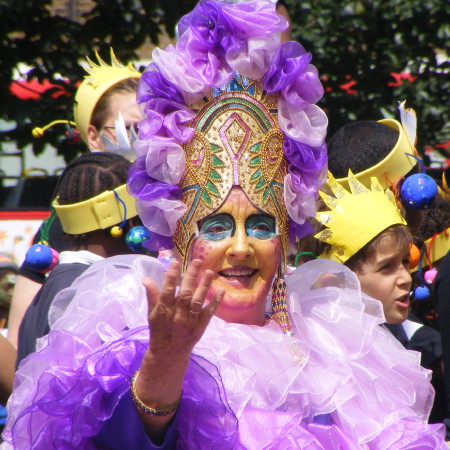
{"left": 315, "top": 171, "right": 406, "bottom": 263}
{"left": 74, "top": 49, "right": 140, "bottom": 145}
{"left": 411, "top": 227, "right": 450, "bottom": 273}
{"left": 54, "top": 184, "right": 137, "bottom": 234}
{"left": 335, "top": 119, "right": 417, "bottom": 190}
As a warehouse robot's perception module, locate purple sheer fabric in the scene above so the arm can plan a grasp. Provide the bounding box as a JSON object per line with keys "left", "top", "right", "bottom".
{"left": 2, "top": 255, "right": 446, "bottom": 448}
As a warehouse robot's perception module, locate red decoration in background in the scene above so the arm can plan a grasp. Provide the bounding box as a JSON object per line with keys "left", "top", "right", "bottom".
{"left": 339, "top": 77, "right": 357, "bottom": 95}
{"left": 388, "top": 72, "right": 418, "bottom": 87}
{"left": 9, "top": 79, "right": 72, "bottom": 100}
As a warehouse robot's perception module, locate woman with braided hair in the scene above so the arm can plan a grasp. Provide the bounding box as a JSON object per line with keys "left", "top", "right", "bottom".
{"left": 2, "top": 1, "right": 446, "bottom": 448}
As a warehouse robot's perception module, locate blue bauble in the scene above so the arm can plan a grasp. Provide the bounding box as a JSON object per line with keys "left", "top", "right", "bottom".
{"left": 414, "top": 285, "right": 430, "bottom": 301}
{"left": 24, "top": 244, "right": 54, "bottom": 271}
{"left": 125, "top": 226, "right": 152, "bottom": 253}
{"left": 400, "top": 173, "right": 438, "bottom": 210}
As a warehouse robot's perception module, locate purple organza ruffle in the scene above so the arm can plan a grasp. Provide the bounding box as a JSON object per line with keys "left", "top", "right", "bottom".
{"left": 137, "top": 63, "right": 184, "bottom": 105}
{"left": 128, "top": 157, "right": 186, "bottom": 237}
{"left": 2, "top": 255, "right": 446, "bottom": 448}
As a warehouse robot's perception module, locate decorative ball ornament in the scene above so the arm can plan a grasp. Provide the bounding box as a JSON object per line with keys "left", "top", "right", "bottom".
{"left": 24, "top": 243, "right": 59, "bottom": 273}
{"left": 110, "top": 226, "right": 123, "bottom": 238}
{"left": 65, "top": 128, "right": 81, "bottom": 143}
{"left": 424, "top": 268, "right": 437, "bottom": 285}
{"left": 414, "top": 285, "right": 430, "bottom": 301}
{"left": 125, "top": 226, "right": 151, "bottom": 253}
{"left": 32, "top": 127, "right": 44, "bottom": 138}
{"left": 400, "top": 173, "right": 438, "bottom": 210}
{"left": 409, "top": 244, "right": 420, "bottom": 269}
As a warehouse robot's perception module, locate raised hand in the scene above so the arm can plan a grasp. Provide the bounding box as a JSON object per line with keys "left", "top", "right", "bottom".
{"left": 133, "top": 259, "right": 224, "bottom": 442}
{"left": 145, "top": 259, "right": 223, "bottom": 357}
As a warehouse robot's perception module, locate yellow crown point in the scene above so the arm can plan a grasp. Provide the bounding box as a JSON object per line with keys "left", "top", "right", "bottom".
{"left": 315, "top": 170, "right": 406, "bottom": 263}
{"left": 84, "top": 49, "right": 139, "bottom": 88}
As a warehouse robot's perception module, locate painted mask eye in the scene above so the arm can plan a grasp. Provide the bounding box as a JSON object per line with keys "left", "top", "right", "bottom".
{"left": 246, "top": 214, "right": 276, "bottom": 239}
{"left": 199, "top": 214, "right": 234, "bottom": 241}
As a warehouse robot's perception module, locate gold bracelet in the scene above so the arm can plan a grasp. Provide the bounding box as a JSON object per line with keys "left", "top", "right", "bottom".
{"left": 130, "top": 369, "right": 181, "bottom": 416}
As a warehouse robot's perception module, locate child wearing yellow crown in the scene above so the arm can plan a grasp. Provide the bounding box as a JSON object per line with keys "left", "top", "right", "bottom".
{"left": 307, "top": 170, "right": 447, "bottom": 426}
{"left": 313, "top": 170, "right": 412, "bottom": 324}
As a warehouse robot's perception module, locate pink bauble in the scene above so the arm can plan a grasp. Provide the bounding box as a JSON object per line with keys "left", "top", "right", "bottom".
{"left": 424, "top": 268, "right": 437, "bottom": 285}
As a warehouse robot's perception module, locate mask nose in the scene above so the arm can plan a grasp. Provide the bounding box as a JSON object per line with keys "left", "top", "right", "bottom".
{"left": 227, "top": 226, "right": 253, "bottom": 260}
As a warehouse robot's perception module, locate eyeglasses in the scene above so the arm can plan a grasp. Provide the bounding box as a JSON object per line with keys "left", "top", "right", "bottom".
{"left": 103, "top": 123, "right": 137, "bottom": 132}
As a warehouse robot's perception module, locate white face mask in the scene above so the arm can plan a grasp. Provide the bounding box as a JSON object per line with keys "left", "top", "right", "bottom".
{"left": 101, "top": 112, "right": 138, "bottom": 161}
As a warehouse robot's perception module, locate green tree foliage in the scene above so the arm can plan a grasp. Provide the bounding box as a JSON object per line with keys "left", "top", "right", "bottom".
{"left": 286, "top": 0, "right": 450, "bottom": 153}
{"left": 0, "top": 0, "right": 198, "bottom": 162}
{"left": 0, "top": 0, "right": 448, "bottom": 163}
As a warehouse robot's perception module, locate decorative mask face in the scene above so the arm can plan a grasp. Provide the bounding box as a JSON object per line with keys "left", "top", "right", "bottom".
{"left": 190, "top": 187, "right": 281, "bottom": 325}
{"left": 174, "top": 76, "right": 289, "bottom": 271}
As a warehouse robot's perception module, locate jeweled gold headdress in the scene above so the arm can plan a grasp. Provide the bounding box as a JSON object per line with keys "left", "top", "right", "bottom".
{"left": 315, "top": 171, "right": 406, "bottom": 263}
{"left": 173, "top": 75, "right": 289, "bottom": 264}
{"left": 128, "top": 0, "right": 329, "bottom": 272}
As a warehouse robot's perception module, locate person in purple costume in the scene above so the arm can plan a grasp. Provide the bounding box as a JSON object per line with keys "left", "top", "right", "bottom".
{"left": 1, "top": 1, "right": 446, "bottom": 448}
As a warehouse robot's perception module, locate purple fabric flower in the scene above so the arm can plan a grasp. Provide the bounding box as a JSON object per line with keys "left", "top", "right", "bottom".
{"left": 278, "top": 103, "right": 328, "bottom": 148}
{"left": 282, "top": 65, "right": 324, "bottom": 107}
{"left": 289, "top": 220, "right": 315, "bottom": 244}
{"left": 138, "top": 98, "right": 195, "bottom": 143}
{"left": 284, "top": 170, "right": 320, "bottom": 226}
{"left": 176, "top": 29, "right": 234, "bottom": 87}
{"left": 177, "top": 0, "right": 241, "bottom": 57}
{"left": 284, "top": 138, "right": 328, "bottom": 189}
{"left": 133, "top": 137, "right": 186, "bottom": 185}
{"left": 222, "top": 1, "right": 288, "bottom": 38}
{"left": 226, "top": 34, "right": 279, "bottom": 80}
{"left": 128, "top": 157, "right": 181, "bottom": 202}
{"left": 264, "top": 41, "right": 312, "bottom": 93}
{"left": 137, "top": 63, "right": 184, "bottom": 105}
{"left": 152, "top": 45, "right": 207, "bottom": 96}
{"left": 128, "top": 158, "right": 186, "bottom": 236}
{"left": 143, "top": 233, "right": 174, "bottom": 252}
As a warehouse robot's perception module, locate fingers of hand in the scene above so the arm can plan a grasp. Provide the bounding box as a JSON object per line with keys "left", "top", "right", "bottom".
{"left": 177, "top": 259, "right": 202, "bottom": 308}
{"left": 188, "top": 269, "right": 215, "bottom": 314}
{"left": 201, "top": 288, "right": 225, "bottom": 322}
{"left": 159, "top": 261, "right": 182, "bottom": 307}
{"left": 143, "top": 277, "right": 159, "bottom": 310}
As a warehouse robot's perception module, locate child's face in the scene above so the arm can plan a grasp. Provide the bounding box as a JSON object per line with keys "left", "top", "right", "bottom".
{"left": 353, "top": 235, "right": 412, "bottom": 324}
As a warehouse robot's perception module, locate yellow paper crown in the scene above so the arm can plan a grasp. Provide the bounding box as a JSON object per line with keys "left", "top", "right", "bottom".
{"left": 74, "top": 49, "right": 140, "bottom": 144}
{"left": 53, "top": 184, "right": 137, "bottom": 235}
{"left": 315, "top": 171, "right": 406, "bottom": 263}
{"left": 335, "top": 119, "right": 417, "bottom": 190}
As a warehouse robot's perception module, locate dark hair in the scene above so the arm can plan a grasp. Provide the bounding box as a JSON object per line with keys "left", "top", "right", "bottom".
{"left": 345, "top": 225, "right": 412, "bottom": 272}
{"left": 90, "top": 77, "right": 139, "bottom": 131}
{"left": 55, "top": 152, "right": 130, "bottom": 205}
{"left": 413, "top": 193, "right": 450, "bottom": 247}
{"left": 327, "top": 121, "right": 399, "bottom": 178}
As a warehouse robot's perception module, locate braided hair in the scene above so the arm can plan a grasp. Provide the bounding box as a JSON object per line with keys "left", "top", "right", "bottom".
{"left": 55, "top": 152, "right": 130, "bottom": 205}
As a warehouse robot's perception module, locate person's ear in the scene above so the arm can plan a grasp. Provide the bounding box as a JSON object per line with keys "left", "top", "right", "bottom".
{"left": 87, "top": 124, "right": 104, "bottom": 150}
